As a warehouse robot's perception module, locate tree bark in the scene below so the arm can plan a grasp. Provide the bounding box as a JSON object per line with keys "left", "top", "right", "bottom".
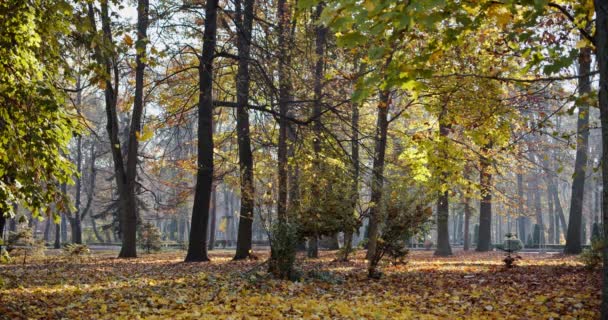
{"left": 54, "top": 220, "right": 60, "bottom": 249}
{"left": 435, "top": 119, "right": 452, "bottom": 256}
{"left": 547, "top": 178, "right": 555, "bottom": 244}
{"left": 0, "top": 213, "right": 5, "bottom": 251}
{"left": 234, "top": 0, "right": 256, "bottom": 260}
{"left": 533, "top": 172, "right": 545, "bottom": 245}
{"left": 366, "top": 90, "right": 390, "bottom": 266}
{"left": 477, "top": 155, "right": 493, "bottom": 251}
{"left": 463, "top": 195, "right": 471, "bottom": 251}
{"left": 276, "top": 0, "right": 291, "bottom": 224}
{"left": 208, "top": 189, "right": 217, "bottom": 251}
{"left": 594, "top": 1, "right": 608, "bottom": 316}
{"left": 185, "top": 0, "right": 218, "bottom": 262}
{"left": 565, "top": 43, "right": 591, "bottom": 254}
{"left": 435, "top": 190, "right": 452, "bottom": 256}
{"left": 71, "top": 135, "right": 83, "bottom": 244}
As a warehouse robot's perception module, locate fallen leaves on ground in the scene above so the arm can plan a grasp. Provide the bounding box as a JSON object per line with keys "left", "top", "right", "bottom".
{"left": 0, "top": 250, "right": 600, "bottom": 319}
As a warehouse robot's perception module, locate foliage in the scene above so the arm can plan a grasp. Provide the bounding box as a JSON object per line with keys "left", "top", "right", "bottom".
{"left": 6, "top": 227, "right": 45, "bottom": 264}
{"left": 294, "top": 144, "right": 359, "bottom": 239}
{"left": 0, "top": 0, "right": 77, "bottom": 221}
{"left": 138, "top": 222, "right": 163, "bottom": 254}
{"left": 63, "top": 243, "right": 90, "bottom": 256}
{"left": 268, "top": 222, "right": 299, "bottom": 281}
{"left": 368, "top": 185, "right": 433, "bottom": 277}
{"left": 0, "top": 251, "right": 600, "bottom": 319}
{"left": 580, "top": 238, "right": 603, "bottom": 270}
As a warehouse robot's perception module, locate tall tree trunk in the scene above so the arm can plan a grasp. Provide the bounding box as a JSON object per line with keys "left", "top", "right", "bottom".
{"left": 517, "top": 174, "right": 526, "bottom": 241}
{"left": 533, "top": 172, "right": 545, "bottom": 245}
{"left": 60, "top": 211, "right": 67, "bottom": 243}
{"left": 463, "top": 195, "right": 471, "bottom": 251}
{"left": 435, "top": 190, "right": 452, "bottom": 255}
{"left": 307, "top": 2, "right": 328, "bottom": 259}
{"left": 119, "top": 0, "right": 148, "bottom": 258}
{"left": 366, "top": 90, "right": 390, "bottom": 273}
{"left": 185, "top": 0, "right": 217, "bottom": 262}
{"left": 71, "top": 135, "right": 83, "bottom": 244}
{"left": 477, "top": 155, "right": 493, "bottom": 251}
{"left": 276, "top": 0, "right": 290, "bottom": 224}
{"left": 208, "top": 189, "right": 217, "bottom": 251}
{"left": 435, "top": 119, "right": 452, "bottom": 256}
{"left": 54, "top": 221, "right": 60, "bottom": 249}
{"left": 339, "top": 72, "right": 361, "bottom": 261}
{"left": 0, "top": 213, "right": 6, "bottom": 251}
{"left": 43, "top": 218, "right": 51, "bottom": 242}
{"left": 87, "top": 2, "right": 132, "bottom": 257}
{"left": 594, "top": 1, "right": 608, "bottom": 316}
{"left": 234, "top": 0, "right": 256, "bottom": 260}
{"left": 547, "top": 179, "right": 555, "bottom": 244}
{"left": 565, "top": 43, "right": 591, "bottom": 254}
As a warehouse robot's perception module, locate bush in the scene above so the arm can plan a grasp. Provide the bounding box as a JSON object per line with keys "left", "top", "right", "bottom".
{"left": 62, "top": 244, "right": 90, "bottom": 259}
{"left": 6, "top": 227, "right": 45, "bottom": 264}
{"left": 268, "top": 222, "right": 299, "bottom": 280}
{"left": 502, "top": 237, "right": 523, "bottom": 252}
{"left": 138, "top": 222, "right": 162, "bottom": 253}
{"left": 580, "top": 239, "right": 603, "bottom": 270}
{"left": 368, "top": 186, "right": 432, "bottom": 278}
{"left": 0, "top": 248, "right": 12, "bottom": 264}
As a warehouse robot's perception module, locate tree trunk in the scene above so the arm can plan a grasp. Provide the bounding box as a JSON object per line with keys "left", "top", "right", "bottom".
{"left": 435, "top": 190, "right": 452, "bottom": 256}
{"left": 118, "top": 0, "right": 149, "bottom": 258}
{"left": 366, "top": 90, "right": 390, "bottom": 271}
{"left": 463, "top": 195, "right": 471, "bottom": 251}
{"left": 71, "top": 135, "right": 83, "bottom": 244}
{"left": 54, "top": 221, "right": 60, "bottom": 249}
{"left": 0, "top": 213, "right": 5, "bottom": 251}
{"left": 435, "top": 119, "right": 452, "bottom": 256}
{"left": 533, "top": 173, "right": 545, "bottom": 245}
{"left": 43, "top": 218, "right": 51, "bottom": 242}
{"left": 234, "top": 0, "right": 256, "bottom": 260}
{"left": 208, "top": 189, "right": 217, "bottom": 251}
{"left": 594, "top": 1, "right": 608, "bottom": 316}
{"left": 477, "top": 155, "right": 492, "bottom": 251}
{"left": 275, "top": 0, "right": 291, "bottom": 224}
{"left": 60, "top": 211, "right": 67, "bottom": 243}
{"left": 547, "top": 180, "right": 555, "bottom": 244}
{"left": 185, "top": 0, "right": 217, "bottom": 262}
{"left": 565, "top": 43, "right": 591, "bottom": 254}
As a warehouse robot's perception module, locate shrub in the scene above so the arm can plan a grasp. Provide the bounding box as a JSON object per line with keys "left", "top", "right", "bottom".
{"left": 268, "top": 222, "right": 299, "bottom": 280}
{"left": 7, "top": 227, "right": 45, "bottom": 264}
{"left": 62, "top": 244, "right": 90, "bottom": 260}
{"left": 580, "top": 239, "right": 603, "bottom": 270}
{"left": 498, "top": 233, "right": 523, "bottom": 268}
{"left": 502, "top": 237, "right": 523, "bottom": 252}
{"left": 367, "top": 186, "right": 433, "bottom": 278}
{"left": 0, "top": 248, "right": 12, "bottom": 264}
{"left": 138, "top": 222, "right": 162, "bottom": 253}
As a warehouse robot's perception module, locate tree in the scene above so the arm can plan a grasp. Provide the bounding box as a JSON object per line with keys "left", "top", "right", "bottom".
{"left": 477, "top": 153, "right": 493, "bottom": 252}
{"left": 233, "top": 0, "right": 256, "bottom": 261}
{"left": 564, "top": 43, "right": 591, "bottom": 254}
{"left": 594, "top": 0, "right": 608, "bottom": 317}
{"left": 185, "top": 0, "right": 218, "bottom": 263}
{"left": 0, "top": 0, "right": 76, "bottom": 244}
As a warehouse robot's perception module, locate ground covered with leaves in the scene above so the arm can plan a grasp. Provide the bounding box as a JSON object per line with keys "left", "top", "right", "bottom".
{"left": 0, "top": 249, "right": 600, "bottom": 319}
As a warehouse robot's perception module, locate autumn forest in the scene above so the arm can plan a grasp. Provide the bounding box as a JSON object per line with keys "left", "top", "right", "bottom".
{"left": 0, "top": 0, "right": 607, "bottom": 318}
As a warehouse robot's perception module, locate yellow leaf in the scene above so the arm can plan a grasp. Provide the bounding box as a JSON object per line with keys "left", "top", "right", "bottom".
{"left": 123, "top": 34, "right": 134, "bottom": 47}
